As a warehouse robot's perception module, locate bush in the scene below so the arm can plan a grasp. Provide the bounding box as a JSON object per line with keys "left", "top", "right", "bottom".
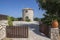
{"left": 25, "top": 19, "right": 30, "bottom": 22}
{"left": 14, "top": 18, "right": 18, "bottom": 21}
{"left": 34, "top": 17, "right": 40, "bottom": 21}
{"left": 7, "top": 16, "right": 13, "bottom": 26}
{"left": 25, "top": 16, "right": 30, "bottom": 22}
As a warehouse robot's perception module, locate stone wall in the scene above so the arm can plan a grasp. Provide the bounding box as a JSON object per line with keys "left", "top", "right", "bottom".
{"left": 51, "top": 28, "right": 60, "bottom": 40}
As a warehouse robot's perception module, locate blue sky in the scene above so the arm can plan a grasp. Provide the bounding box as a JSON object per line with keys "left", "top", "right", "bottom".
{"left": 0, "top": 0, "right": 45, "bottom": 18}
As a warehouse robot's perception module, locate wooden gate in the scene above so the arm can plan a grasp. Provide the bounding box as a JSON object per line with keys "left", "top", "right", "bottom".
{"left": 39, "top": 24, "right": 50, "bottom": 37}
{"left": 6, "top": 26, "right": 28, "bottom": 38}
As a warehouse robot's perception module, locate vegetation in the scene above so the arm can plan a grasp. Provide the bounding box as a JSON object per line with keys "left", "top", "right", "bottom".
{"left": 34, "top": 17, "right": 40, "bottom": 21}
{"left": 7, "top": 16, "right": 13, "bottom": 26}
{"left": 14, "top": 18, "right": 18, "bottom": 21}
{"left": 25, "top": 16, "right": 30, "bottom": 22}
{"left": 10, "top": 17, "right": 18, "bottom": 21}
{"left": 10, "top": 17, "right": 15, "bottom": 21}
{"left": 37, "top": 0, "right": 60, "bottom": 26}
{"left": 17, "top": 17, "right": 23, "bottom": 21}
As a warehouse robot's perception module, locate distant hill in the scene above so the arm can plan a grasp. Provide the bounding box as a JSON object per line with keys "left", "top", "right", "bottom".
{"left": 0, "top": 14, "right": 8, "bottom": 20}
{"left": 0, "top": 14, "right": 23, "bottom": 21}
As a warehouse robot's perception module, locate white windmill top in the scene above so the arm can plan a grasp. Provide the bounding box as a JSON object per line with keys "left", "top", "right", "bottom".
{"left": 23, "top": 8, "right": 33, "bottom": 10}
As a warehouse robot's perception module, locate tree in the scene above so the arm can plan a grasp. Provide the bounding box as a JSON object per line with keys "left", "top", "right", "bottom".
{"left": 37, "top": 0, "right": 60, "bottom": 26}
{"left": 17, "top": 17, "right": 23, "bottom": 21}
{"left": 14, "top": 18, "right": 18, "bottom": 21}
{"left": 34, "top": 17, "right": 40, "bottom": 21}
{"left": 10, "top": 17, "right": 15, "bottom": 21}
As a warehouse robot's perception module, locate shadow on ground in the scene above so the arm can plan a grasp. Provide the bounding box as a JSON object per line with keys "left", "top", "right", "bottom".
{"left": 28, "top": 24, "right": 49, "bottom": 38}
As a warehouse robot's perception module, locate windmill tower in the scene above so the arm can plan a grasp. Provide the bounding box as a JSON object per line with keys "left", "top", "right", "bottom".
{"left": 22, "top": 8, "right": 34, "bottom": 21}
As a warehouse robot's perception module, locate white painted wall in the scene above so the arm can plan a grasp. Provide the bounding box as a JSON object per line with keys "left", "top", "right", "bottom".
{"left": 22, "top": 8, "right": 34, "bottom": 21}
{"left": 13, "top": 21, "right": 39, "bottom": 26}
{"left": 0, "top": 20, "right": 39, "bottom": 26}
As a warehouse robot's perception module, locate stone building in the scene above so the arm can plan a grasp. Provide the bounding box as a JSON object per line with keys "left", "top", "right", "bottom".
{"left": 22, "top": 8, "right": 34, "bottom": 21}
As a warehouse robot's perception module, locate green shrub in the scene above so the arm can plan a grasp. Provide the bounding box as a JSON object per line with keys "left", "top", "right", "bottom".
{"left": 25, "top": 19, "right": 30, "bottom": 22}
{"left": 7, "top": 16, "right": 13, "bottom": 26}
{"left": 25, "top": 16, "right": 30, "bottom": 22}
{"left": 14, "top": 18, "right": 18, "bottom": 21}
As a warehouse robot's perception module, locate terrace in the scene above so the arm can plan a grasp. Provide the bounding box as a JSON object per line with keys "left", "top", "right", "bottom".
{"left": 0, "top": 21, "right": 50, "bottom": 40}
